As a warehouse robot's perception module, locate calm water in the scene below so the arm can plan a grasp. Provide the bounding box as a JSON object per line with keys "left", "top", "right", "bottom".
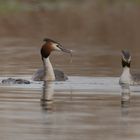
{"left": 0, "top": 38, "right": 140, "bottom": 140}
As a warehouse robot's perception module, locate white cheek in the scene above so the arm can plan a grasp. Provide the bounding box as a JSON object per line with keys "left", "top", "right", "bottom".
{"left": 122, "top": 56, "right": 127, "bottom": 62}
{"left": 122, "top": 56, "right": 131, "bottom": 62}
{"left": 52, "top": 44, "right": 61, "bottom": 51}
{"left": 128, "top": 56, "right": 131, "bottom": 62}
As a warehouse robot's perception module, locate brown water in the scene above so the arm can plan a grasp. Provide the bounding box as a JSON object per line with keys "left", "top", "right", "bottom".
{"left": 0, "top": 87, "right": 140, "bottom": 140}
{"left": 0, "top": 38, "right": 140, "bottom": 140}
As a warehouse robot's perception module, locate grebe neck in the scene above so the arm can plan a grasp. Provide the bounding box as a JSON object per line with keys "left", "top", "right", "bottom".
{"left": 43, "top": 57, "right": 55, "bottom": 81}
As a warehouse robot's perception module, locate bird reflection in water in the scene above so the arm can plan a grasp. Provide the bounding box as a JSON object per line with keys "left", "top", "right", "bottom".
{"left": 121, "top": 83, "right": 130, "bottom": 108}
{"left": 41, "top": 81, "right": 54, "bottom": 110}
{"left": 120, "top": 84, "right": 130, "bottom": 136}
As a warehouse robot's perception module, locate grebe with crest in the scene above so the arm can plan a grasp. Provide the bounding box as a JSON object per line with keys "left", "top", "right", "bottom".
{"left": 32, "top": 38, "right": 72, "bottom": 81}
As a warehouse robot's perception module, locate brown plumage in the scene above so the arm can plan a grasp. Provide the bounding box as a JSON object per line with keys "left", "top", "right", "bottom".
{"left": 33, "top": 38, "right": 72, "bottom": 81}
{"left": 41, "top": 42, "right": 53, "bottom": 58}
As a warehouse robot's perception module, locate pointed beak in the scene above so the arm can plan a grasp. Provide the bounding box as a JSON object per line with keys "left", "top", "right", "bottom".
{"left": 56, "top": 44, "right": 73, "bottom": 63}
{"left": 57, "top": 45, "right": 72, "bottom": 54}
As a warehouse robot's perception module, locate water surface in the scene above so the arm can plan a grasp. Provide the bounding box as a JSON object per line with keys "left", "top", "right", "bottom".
{"left": 0, "top": 39, "right": 140, "bottom": 140}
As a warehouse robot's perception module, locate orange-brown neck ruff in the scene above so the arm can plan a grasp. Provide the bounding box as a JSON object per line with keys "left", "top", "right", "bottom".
{"left": 41, "top": 42, "right": 53, "bottom": 58}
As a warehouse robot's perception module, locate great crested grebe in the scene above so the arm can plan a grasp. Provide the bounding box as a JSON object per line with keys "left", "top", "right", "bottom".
{"left": 32, "top": 38, "right": 72, "bottom": 81}
{"left": 1, "top": 38, "right": 72, "bottom": 84}
{"left": 119, "top": 50, "right": 140, "bottom": 85}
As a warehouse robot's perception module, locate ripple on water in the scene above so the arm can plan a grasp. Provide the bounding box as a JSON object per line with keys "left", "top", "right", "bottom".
{"left": 0, "top": 76, "right": 140, "bottom": 94}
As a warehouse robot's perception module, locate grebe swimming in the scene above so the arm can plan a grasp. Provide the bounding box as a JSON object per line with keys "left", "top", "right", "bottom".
{"left": 32, "top": 38, "right": 72, "bottom": 81}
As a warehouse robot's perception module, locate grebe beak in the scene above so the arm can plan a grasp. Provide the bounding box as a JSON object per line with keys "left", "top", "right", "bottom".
{"left": 55, "top": 44, "right": 73, "bottom": 62}
{"left": 56, "top": 44, "right": 72, "bottom": 54}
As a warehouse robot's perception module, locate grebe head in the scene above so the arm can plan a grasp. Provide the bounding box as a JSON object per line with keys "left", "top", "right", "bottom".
{"left": 41, "top": 38, "right": 72, "bottom": 58}
{"left": 121, "top": 50, "right": 131, "bottom": 68}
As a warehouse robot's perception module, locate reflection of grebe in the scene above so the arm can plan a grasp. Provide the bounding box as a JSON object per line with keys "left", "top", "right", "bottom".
{"left": 33, "top": 38, "right": 72, "bottom": 81}
{"left": 119, "top": 50, "right": 140, "bottom": 85}
{"left": 41, "top": 81, "right": 54, "bottom": 109}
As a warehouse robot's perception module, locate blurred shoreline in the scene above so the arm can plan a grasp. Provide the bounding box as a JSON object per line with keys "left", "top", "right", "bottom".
{"left": 0, "top": 0, "right": 139, "bottom": 77}
{"left": 0, "top": 0, "right": 139, "bottom": 48}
